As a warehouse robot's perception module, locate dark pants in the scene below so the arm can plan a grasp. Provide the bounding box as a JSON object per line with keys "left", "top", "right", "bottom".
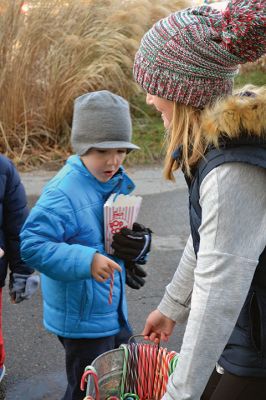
{"left": 58, "top": 325, "right": 132, "bottom": 400}
{"left": 0, "top": 289, "right": 5, "bottom": 367}
{"left": 201, "top": 368, "right": 266, "bottom": 400}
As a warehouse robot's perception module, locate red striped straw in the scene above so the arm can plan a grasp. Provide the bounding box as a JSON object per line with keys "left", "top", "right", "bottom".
{"left": 108, "top": 272, "right": 114, "bottom": 304}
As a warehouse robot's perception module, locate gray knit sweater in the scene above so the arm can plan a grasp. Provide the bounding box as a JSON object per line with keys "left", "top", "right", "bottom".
{"left": 159, "top": 162, "right": 266, "bottom": 400}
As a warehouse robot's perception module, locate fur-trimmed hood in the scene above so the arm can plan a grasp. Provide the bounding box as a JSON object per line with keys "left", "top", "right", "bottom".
{"left": 201, "top": 87, "right": 266, "bottom": 146}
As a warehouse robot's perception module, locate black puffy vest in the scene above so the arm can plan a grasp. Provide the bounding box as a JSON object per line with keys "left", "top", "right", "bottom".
{"left": 181, "top": 139, "right": 266, "bottom": 377}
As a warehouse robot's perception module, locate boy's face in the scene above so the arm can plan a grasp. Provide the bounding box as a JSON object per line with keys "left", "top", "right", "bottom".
{"left": 81, "top": 148, "right": 127, "bottom": 182}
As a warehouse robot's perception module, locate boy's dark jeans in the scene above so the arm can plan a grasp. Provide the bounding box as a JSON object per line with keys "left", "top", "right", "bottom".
{"left": 58, "top": 325, "right": 133, "bottom": 400}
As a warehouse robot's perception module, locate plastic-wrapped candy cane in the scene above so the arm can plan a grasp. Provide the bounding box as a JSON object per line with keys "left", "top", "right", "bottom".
{"left": 80, "top": 366, "right": 99, "bottom": 400}
{"left": 108, "top": 272, "right": 114, "bottom": 304}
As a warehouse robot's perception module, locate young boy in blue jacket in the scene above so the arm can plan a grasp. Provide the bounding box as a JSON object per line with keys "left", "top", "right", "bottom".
{"left": 20, "top": 90, "right": 152, "bottom": 400}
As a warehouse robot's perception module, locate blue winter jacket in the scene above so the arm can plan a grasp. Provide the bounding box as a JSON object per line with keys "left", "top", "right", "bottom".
{"left": 0, "top": 155, "right": 33, "bottom": 287}
{"left": 20, "top": 155, "right": 135, "bottom": 338}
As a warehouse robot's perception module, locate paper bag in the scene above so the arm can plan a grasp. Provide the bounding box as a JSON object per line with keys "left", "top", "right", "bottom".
{"left": 104, "top": 193, "right": 142, "bottom": 254}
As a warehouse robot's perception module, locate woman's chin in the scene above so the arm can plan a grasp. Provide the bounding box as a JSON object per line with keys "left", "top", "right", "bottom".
{"left": 161, "top": 115, "right": 171, "bottom": 129}
{"left": 163, "top": 120, "right": 171, "bottom": 129}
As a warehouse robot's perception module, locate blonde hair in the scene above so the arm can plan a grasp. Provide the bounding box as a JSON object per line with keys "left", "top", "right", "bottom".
{"left": 164, "top": 102, "right": 204, "bottom": 180}
{"left": 163, "top": 84, "right": 266, "bottom": 181}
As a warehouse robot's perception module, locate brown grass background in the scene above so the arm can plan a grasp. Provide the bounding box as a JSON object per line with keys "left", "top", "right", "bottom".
{"left": 0, "top": 0, "right": 264, "bottom": 169}
{"left": 0, "top": 0, "right": 188, "bottom": 168}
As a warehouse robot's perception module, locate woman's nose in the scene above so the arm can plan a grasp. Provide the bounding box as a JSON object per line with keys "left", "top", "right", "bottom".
{"left": 146, "top": 93, "right": 153, "bottom": 105}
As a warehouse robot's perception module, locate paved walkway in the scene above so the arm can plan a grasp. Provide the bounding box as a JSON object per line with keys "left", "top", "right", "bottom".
{"left": 20, "top": 165, "right": 186, "bottom": 197}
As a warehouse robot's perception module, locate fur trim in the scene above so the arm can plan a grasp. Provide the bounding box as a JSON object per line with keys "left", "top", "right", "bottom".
{"left": 201, "top": 88, "right": 266, "bottom": 146}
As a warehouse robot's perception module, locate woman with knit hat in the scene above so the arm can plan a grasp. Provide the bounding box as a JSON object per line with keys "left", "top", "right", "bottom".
{"left": 133, "top": 0, "right": 266, "bottom": 399}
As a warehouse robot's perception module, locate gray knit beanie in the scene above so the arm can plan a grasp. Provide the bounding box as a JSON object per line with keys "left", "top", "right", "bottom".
{"left": 71, "top": 90, "right": 139, "bottom": 155}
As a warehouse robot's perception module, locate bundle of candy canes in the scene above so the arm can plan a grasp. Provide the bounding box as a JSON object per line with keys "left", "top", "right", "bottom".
{"left": 81, "top": 342, "right": 179, "bottom": 400}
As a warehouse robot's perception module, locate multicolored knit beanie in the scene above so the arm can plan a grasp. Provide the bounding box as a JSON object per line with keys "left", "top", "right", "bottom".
{"left": 133, "top": 0, "right": 265, "bottom": 108}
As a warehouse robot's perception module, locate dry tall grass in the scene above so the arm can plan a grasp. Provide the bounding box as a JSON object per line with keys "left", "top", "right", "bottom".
{"left": 0, "top": 0, "right": 188, "bottom": 168}
{"left": 240, "top": 56, "right": 266, "bottom": 73}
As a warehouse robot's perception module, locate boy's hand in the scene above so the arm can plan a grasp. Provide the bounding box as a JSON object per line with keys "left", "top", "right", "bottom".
{"left": 9, "top": 273, "right": 40, "bottom": 304}
{"left": 91, "top": 253, "right": 121, "bottom": 282}
{"left": 112, "top": 222, "right": 152, "bottom": 264}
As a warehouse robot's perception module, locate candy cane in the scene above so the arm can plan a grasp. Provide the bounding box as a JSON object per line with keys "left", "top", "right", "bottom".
{"left": 127, "top": 344, "right": 136, "bottom": 393}
{"left": 106, "top": 397, "right": 121, "bottom": 400}
{"left": 137, "top": 344, "right": 144, "bottom": 398}
{"left": 80, "top": 366, "right": 99, "bottom": 400}
{"left": 141, "top": 343, "right": 148, "bottom": 399}
{"left": 169, "top": 353, "right": 179, "bottom": 375}
{"left": 133, "top": 344, "right": 139, "bottom": 394}
{"left": 122, "top": 394, "right": 139, "bottom": 400}
{"left": 108, "top": 272, "right": 114, "bottom": 304}
{"left": 120, "top": 344, "right": 129, "bottom": 396}
{"left": 116, "top": 342, "right": 178, "bottom": 399}
{"left": 157, "top": 348, "right": 168, "bottom": 399}
{"left": 160, "top": 348, "right": 170, "bottom": 397}
{"left": 146, "top": 345, "right": 155, "bottom": 399}
{"left": 152, "top": 346, "right": 161, "bottom": 400}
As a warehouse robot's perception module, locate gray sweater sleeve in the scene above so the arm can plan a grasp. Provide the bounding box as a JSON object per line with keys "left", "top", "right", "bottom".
{"left": 158, "top": 234, "right": 195, "bottom": 322}
{"left": 159, "top": 163, "right": 266, "bottom": 400}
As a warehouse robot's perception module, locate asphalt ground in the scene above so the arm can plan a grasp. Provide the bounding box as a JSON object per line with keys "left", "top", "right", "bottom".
{"left": 1, "top": 165, "right": 190, "bottom": 399}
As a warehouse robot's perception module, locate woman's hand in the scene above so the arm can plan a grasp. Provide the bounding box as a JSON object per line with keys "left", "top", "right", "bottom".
{"left": 91, "top": 253, "right": 121, "bottom": 282}
{"left": 142, "top": 309, "right": 176, "bottom": 343}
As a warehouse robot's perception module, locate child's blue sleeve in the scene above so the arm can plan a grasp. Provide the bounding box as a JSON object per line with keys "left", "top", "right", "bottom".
{"left": 20, "top": 188, "right": 97, "bottom": 282}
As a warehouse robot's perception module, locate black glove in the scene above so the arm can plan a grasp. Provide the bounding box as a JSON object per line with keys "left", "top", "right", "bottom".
{"left": 112, "top": 222, "right": 152, "bottom": 265}
{"left": 125, "top": 262, "right": 147, "bottom": 290}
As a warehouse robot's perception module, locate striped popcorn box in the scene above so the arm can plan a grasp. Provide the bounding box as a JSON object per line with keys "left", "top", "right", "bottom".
{"left": 104, "top": 193, "right": 142, "bottom": 254}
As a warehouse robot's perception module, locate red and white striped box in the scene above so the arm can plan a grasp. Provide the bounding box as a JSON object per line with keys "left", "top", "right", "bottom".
{"left": 104, "top": 193, "right": 142, "bottom": 254}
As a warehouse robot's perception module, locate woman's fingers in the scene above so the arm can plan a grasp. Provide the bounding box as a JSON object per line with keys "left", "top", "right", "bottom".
{"left": 142, "top": 321, "right": 152, "bottom": 337}
{"left": 142, "top": 331, "right": 161, "bottom": 343}
{"left": 142, "top": 309, "right": 174, "bottom": 343}
{"left": 149, "top": 332, "right": 160, "bottom": 343}
{"left": 142, "top": 331, "right": 168, "bottom": 343}
{"left": 142, "top": 323, "right": 159, "bottom": 343}
{"left": 160, "top": 332, "right": 169, "bottom": 342}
